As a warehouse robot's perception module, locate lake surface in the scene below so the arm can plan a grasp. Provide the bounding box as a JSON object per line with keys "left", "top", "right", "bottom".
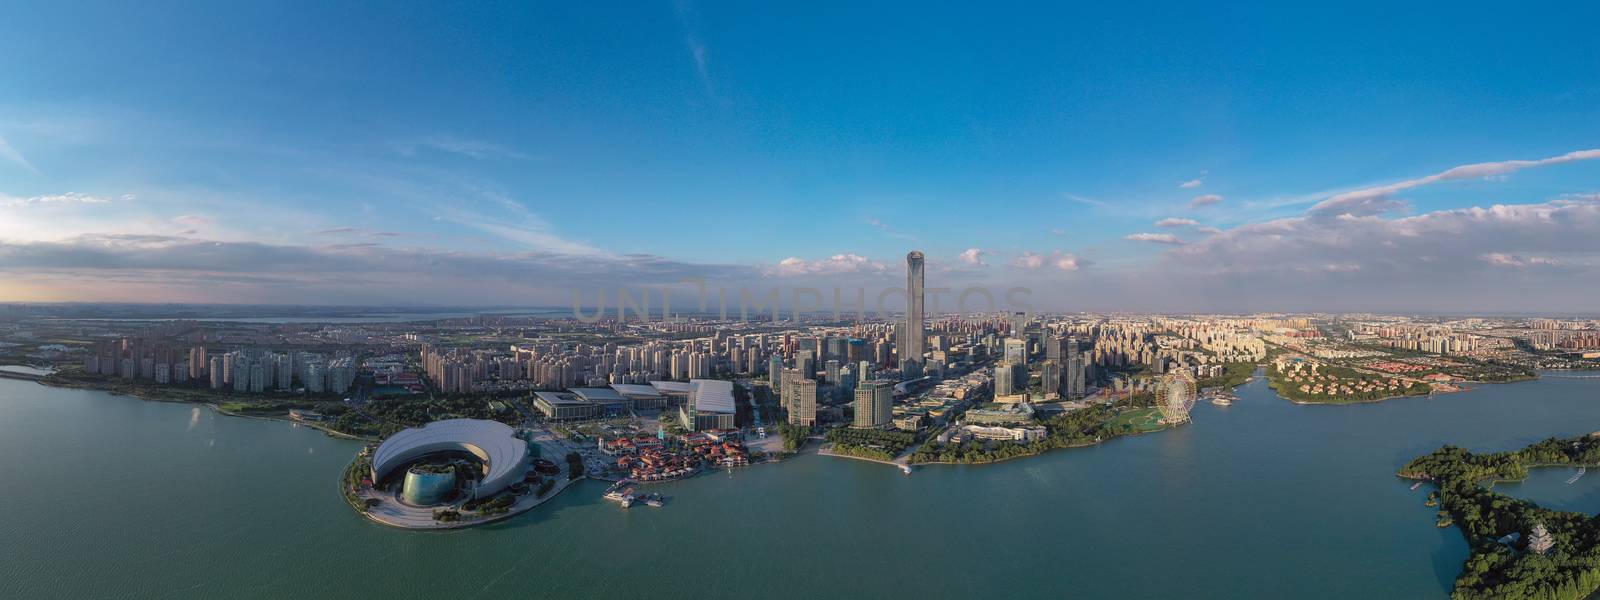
{"left": 2, "top": 373, "right": 1599, "bottom": 599}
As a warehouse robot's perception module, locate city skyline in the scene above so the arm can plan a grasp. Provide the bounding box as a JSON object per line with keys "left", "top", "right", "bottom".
{"left": 2, "top": 3, "right": 1600, "bottom": 311}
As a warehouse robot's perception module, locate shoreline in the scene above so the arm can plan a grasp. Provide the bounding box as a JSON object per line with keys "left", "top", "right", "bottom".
{"left": 909, "top": 421, "right": 1183, "bottom": 467}
{"left": 816, "top": 445, "right": 906, "bottom": 467}
{"left": 35, "top": 376, "right": 379, "bottom": 441}
{"left": 212, "top": 403, "right": 377, "bottom": 442}
{"left": 1281, "top": 391, "right": 1432, "bottom": 406}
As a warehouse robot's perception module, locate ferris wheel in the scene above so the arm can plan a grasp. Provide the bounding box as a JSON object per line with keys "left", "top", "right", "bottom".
{"left": 1154, "top": 370, "right": 1197, "bottom": 423}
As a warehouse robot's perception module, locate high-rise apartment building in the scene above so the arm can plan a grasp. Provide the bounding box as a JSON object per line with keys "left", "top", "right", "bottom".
{"left": 853, "top": 380, "right": 893, "bottom": 429}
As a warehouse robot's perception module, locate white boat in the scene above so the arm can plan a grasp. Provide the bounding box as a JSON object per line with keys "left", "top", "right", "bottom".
{"left": 620, "top": 494, "right": 636, "bottom": 508}
{"left": 900, "top": 464, "right": 912, "bottom": 475}
{"left": 1211, "top": 397, "right": 1233, "bottom": 406}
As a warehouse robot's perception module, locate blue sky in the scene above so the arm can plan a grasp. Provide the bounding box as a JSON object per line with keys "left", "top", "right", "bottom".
{"left": 2, "top": 1, "right": 1599, "bottom": 312}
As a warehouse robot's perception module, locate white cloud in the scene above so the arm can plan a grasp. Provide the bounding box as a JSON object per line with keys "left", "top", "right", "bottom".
{"left": 1, "top": 192, "right": 118, "bottom": 207}
{"left": 1125, "top": 232, "right": 1186, "bottom": 245}
{"left": 1155, "top": 218, "right": 1198, "bottom": 228}
{"left": 1173, "top": 198, "right": 1600, "bottom": 277}
{"left": 0, "top": 193, "right": 130, "bottom": 209}
{"left": 1481, "top": 253, "right": 1562, "bottom": 268}
{"left": 769, "top": 253, "right": 886, "bottom": 276}
{"left": 1308, "top": 148, "right": 1600, "bottom": 217}
{"left": 1011, "top": 250, "right": 1082, "bottom": 271}
{"left": 1010, "top": 251, "right": 1045, "bottom": 270}
{"left": 1179, "top": 178, "right": 1203, "bottom": 189}
{"left": 1190, "top": 194, "right": 1223, "bottom": 208}
{"left": 958, "top": 247, "right": 986, "bottom": 266}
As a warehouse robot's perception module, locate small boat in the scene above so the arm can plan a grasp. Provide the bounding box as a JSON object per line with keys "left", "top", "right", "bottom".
{"left": 900, "top": 464, "right": 912, "bottom": 476}
{"left": 1410, "top": 481, "right": 1423, "bottom": 490}
{"left": 644, "top": 493, "right": 664, "bottom": 508}
{"left": 620, "top": 494, "right": 636, "bottom": 508}
{"left": 1211, "top": 397, "right": 1233, "bottom": 406}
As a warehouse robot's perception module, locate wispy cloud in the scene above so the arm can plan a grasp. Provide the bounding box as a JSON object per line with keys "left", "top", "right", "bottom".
{"left": 1190, "top": 194, "right": 1223, "bottom": 208}
{"left": 1064, "top": 193, "right": 1107, "bottom": 207}
{"left": 674, "top": 1, "right": 721, "bottom": 102}
{"left": 0, "top": 133, "right": 40, "bottom": 174}
{"left": 1, "top": 191, "right": 127, "bottom": 207}
{"left": 862, "top": 216, "right": 916, "bottom": 240}
{"left": 958, "top": 248, "right": 987, "bottom": 266}
{"left": 1125, "top": 232, "right": 1185, "bottom": 245}
{"left": 1155, "top": 217, "right": 1198, "bottom": 228}
{"left": 1481, "top": 253, "right": 1562, "bottom": 268}
{"left": 432, "top": 190, "right": 602, "bottom": 255}
{"left": 1308, "top": 148, "right": 1600, "bottom": 217}
{"left": 399, "top": 136, "right": 531, "bottom": 160}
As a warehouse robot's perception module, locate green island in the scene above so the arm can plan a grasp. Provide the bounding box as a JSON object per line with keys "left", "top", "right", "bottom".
{"left": 1400, "top": 434, "right": 1600, "bottom": 600}
{"left": 1266, "top": 363, "right": 1431, "bottom": 404}
{"left": 910, "top": 402, "right": 1172, "bottom": 465}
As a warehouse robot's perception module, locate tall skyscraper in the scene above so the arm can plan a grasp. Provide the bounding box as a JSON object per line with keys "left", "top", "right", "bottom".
{"left": 1065, "top": 336, "right": 1085, "bottom": 398}
{"left": 853, "top": 380, "right": 894, "bottom": 429}
{"left": 901, "top": 250, "right": 926, "bottom": 379}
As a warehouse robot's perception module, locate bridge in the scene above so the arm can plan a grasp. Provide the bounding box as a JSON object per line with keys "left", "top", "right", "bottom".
{"left": 0, "top": 369, "right": 46, "bottom": 382}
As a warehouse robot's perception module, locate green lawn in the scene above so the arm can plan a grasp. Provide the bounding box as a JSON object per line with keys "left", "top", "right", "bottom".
{"left": 1104, "top": 407, "right": 1166, "bottom": 433}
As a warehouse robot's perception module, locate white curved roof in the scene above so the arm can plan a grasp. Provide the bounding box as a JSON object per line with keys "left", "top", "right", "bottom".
{"left": 371, "top": 419, "right": 528, "bottom": 499}
{"left": 650, "top": 380, "right": 692, "bottom": 395}
{"left": 690, "top": 379, "right": 735, "bottom": 414}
